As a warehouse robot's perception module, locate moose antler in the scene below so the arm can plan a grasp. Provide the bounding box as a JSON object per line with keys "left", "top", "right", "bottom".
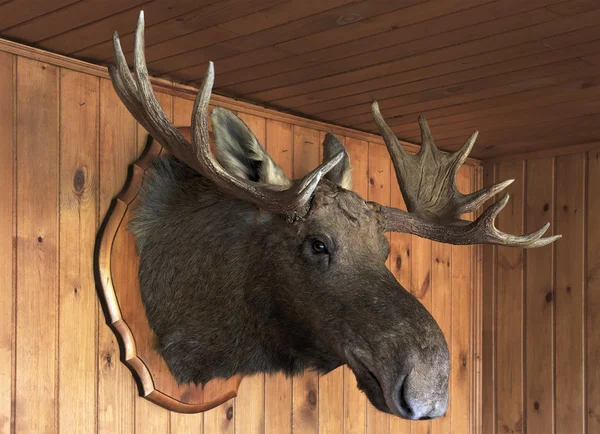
{"left": 371, "top": 102, "right": 560, "bottom": 248}
{"left": 108, "top": 11, "right": 343, "bottom": 216}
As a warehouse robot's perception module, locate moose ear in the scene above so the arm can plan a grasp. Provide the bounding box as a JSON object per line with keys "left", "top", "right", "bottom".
{"left": 211, "top": 107, "right": 291, "bottom": 187}
{"left": 323, "top": 132, "right": 353, "bottom": 190}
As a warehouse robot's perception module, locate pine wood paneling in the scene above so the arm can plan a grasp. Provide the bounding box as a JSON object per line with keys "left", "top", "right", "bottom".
{"left": 482, "top": 148, "right": 598, "bottom": 433}
{"left": 1, "top": 41, "right": 481, "bottom": 434}
{"left": 58, "top": 68, "right": 99, "bottom": 434}
{"left": 15, "top": 56, "right": 59, "bottom": 434}
{"left": 0, "top": 50, "right": 13, "bottom": 434}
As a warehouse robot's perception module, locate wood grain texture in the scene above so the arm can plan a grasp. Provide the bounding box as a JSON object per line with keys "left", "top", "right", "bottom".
{"left": 0, "top": 42, "right": 481, "bottom": 433}
{"left": 555, "top": 153, "right": 585, "bottom": 434}
{"left": 0, "top": 50, "right": 13, "bottom": 434}
{"left": 495, "top": 161, "right": 525, "bottom": 434}
{"left": 524, "top": 158, "right": 555, "bottom": 434}
{"left": 15, "top": 56, "right": 59, "bottom": 434}
{"left": 587, "top": 149, "right": 600, "bottom": 434}
{"left": 58, "top": 68, "right": 99, "bottom": 434}
{"left": 481, "top": 147, "right": 599, "bottom": 434}
{"left": 97, "top": 77, "right": 136, "bottom": 434}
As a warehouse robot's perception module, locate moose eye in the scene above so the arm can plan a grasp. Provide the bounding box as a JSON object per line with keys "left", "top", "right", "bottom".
{"left": 312, "top": 240, "right": 329, "bottom": 254}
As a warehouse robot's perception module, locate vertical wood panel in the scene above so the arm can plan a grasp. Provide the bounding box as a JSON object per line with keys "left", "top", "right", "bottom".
{"left": 170, "top": 95, "right": 204, "bottom": 434}
{"left": 587, "top": 150, "right": 600, "bottom": 434}
{"left": 0, "top": 51, "right": 13, "bottom": 434}
{"left": 134, "top": 91, "right": 173, "bottom": 434}
{"left": 555, "top": 153, "right": 585, "bottom": 434}
{"left": 97, "top": 77, "right": 136, "bottom": 434}
{"left": 524, "top": 157, "right": 554, "bottom": 434}
{"left": 451, "top": 167, "right": 473, "bottom": 434}
{"left": 342, "top": 137, "right": 368, "bottom": 434}
{"left": 292, "top": 125, "right": 320, "bottom": 434}
{"left": 15, "top": 56, "right": 59, "bottom": 434}
{"left": 264, "top": 118, "right": 294, "bottom": 434}
{"left": 366, "top": 142, "right": 391, "bottom": 434}
{"left": 58, "top": 68, "right": 99, "bottom": 434}
{"left": 204, "top": 402, "right": 235, "bottom": 434}
{"left": 495, "top": 161, "right": 524, "bottom": 434}
{"left": 389, "top": 177, "right": 410, "bottom": 434}
{"left": 481, "top": 162, "right": 496, "bottom": 434}
{"left": 235, "top": 111, "right": 267, "bottom": 434}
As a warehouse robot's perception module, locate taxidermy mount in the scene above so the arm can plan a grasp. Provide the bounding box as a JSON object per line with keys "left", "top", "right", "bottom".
{"left": 106, "top": 11, "right": 560, "bottom": 420}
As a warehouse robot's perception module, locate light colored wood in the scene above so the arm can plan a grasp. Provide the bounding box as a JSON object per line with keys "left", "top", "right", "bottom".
{"left": 480, "top": 163, "right": 497, "bottom": 434}
{"left": 587, "top": 149, "right": 600, "bottom": 434}
{"left": 0, "top": 50, "right": 13, "bottom": 434}
{"left": 203, "top": 401, "right": 235, "bottom": 434}
{"left": 366, "top": 142, "right": 391, "bottom": 434}
{"left": 555, "top": 153, "right": 585, "bottom": 434}
{"left": 15, "top": 56, "right": 59, "bottom": 434}
{"left": 524, "top": 157, "right": 555, "bottom": 434}
{"left": 264, "top": 118, "right": 294, "bottom": 434}
{"left": 97, "top": 77, "right": 137, "bottom": 434}
{"left": 292, "top": 125, "right": 321, "bottom": 434}
{"left": 234, "top": 112, "right": 267, "bottom": 434}
{"left": 451, "top": 167, "right": 474, "bottom": 434}
{"left": 342, "top": 137, "right": 369, "bottom": 434}
{"left": 495, "top": 161, "right": 525, "bottom": 434}
{"left": 58, "top": 68, "right": 99, "bottom": 434}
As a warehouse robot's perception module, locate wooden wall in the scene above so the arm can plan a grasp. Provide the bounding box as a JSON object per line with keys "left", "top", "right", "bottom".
{"left": 0, "top": 40, "right": 481, "bottom": 434}
{"left": 481, "top": 148, "right": 600, "bottom": 434}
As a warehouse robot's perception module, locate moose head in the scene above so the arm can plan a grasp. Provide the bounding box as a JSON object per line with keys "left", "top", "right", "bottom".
{"left": 108, "top": 12, "right": 560, "bottom": 420}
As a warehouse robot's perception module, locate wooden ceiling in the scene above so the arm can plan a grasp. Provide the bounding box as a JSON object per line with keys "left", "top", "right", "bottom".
{"left": 1, "top": 0, "right": 600, "bottom": 159}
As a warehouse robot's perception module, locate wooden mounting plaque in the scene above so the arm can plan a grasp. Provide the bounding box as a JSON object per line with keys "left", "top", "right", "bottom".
{"left": 95, "top": 129, "right": 242, "bottom": 413}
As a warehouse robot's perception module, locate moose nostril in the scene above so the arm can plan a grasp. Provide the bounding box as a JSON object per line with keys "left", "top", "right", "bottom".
{"left": 397, "top": 378, "right": 413, "bottom": 417}
{"left": 419, "top": 416, "right": 432, "bottom": 420}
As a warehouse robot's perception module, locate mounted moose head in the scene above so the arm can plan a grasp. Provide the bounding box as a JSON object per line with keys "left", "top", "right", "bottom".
{"left": 108, "top": 12, "right": 560, "bottom": 421}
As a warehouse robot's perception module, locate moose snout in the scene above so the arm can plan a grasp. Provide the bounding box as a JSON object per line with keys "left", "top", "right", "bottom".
{"left": 391, "top": 367, "right": 448, "bottom": 420}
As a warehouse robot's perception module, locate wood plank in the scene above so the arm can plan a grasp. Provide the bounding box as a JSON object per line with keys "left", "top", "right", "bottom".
{"left": 481, "top": 163, "right": 497, "bottom": 434}
{"left": 291, "top": 37, "right": 600, "bottom": 116}
{"left": 0, "top": 50, "right": 13, "bottom": 434}
{"left": 366, "top": 142, "right": 391, "bottom": 434}
{"left": 229, "top": 4, "right": 559, "bottom": 97}
{"left": 2, "top": 0, "right": 147, "bottom": 43}
{"left": 322, "top": 57, "right": 592, "bottom": 124}
{"left": 450, "top": 167, "right": 473, "bottom": 434}
{"left": 14, "top": 56, "right": 59, "bottom": 434}
{"left": 233, "top": 111, "right": 267, "bottom": 434}
{"left": 0, "top": 0, "right": 79, "bottom": 30}
{"left": 82, "top": 0, "right": 286, "bottom": 62}
{"left": 292, "top": 124, "right": 320, "bottom": 434}
{"left": 495, "top": 161, "right": 524, "bottom": 434}
{"left": 263, "top": 118, "right": 294, "bottom": 434}
{"left": 39, "top": 0, "right": 210, "bottom": 54}
{"left": 587, "top": 149, "right": 600, "bottom": 434}
{"left": 204, "top": 402, "right": 235, "bottom": 434}
{"left": 134, "top": 90, "right": 172, "bottom": 434}
{"left": 97, "top": 77, "right": 136, "bottom": 434}
{"left": 524, "top": 157, "right": 555, "bottom": 434}
{"left": 389, "top": 173, "right": 410, "bottom": 434}
{"left": 210, "top": 0, "right": 497, "bottom": 87}
{"left": 170, "top": 95, "right": 205, "bottom": 434}
{"left": 58, "top": 67, "right": 99, "bottom": 434}
{"left": 145, "top": 0, "right": 424, "bottom": 76}
{"left": 555, "top": 153, "right": 586, "bottom": 434}
{"left": 341, "top": 137, "right": 369, "bottom": 434}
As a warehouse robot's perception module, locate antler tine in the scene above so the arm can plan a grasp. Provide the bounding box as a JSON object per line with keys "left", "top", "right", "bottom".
{"left": 109, "top": 11, "right": 344, "bottom": 217}
{"left": 371, "top": 104, "right": 561, "bottom": 248}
